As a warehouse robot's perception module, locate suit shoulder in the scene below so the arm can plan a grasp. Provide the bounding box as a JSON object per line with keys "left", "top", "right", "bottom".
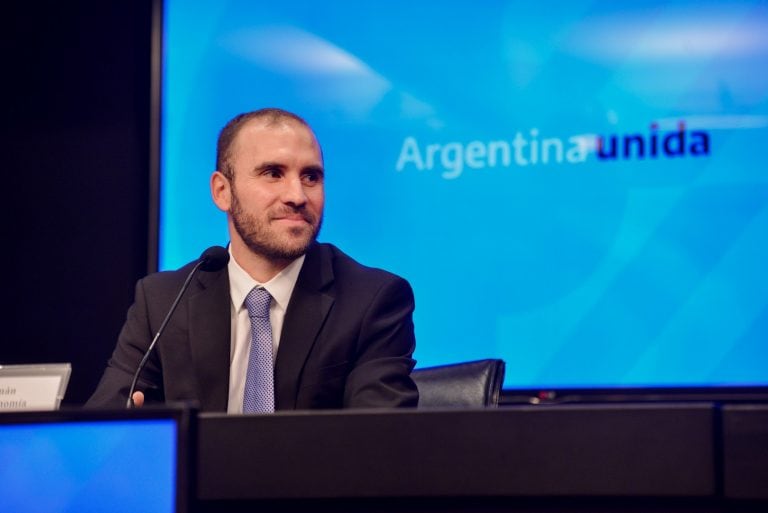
{"left": 320, "top": 243, "right": 410, "bottom": 288}
{"left": 138, "top": 259, "right": 200, "bottom": 291}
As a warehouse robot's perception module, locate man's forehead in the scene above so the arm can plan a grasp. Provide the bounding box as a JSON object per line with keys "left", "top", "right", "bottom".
{"left": 240, "top": 116, "right": 313, "bottom": 136}
{"left": 231, "top": 117, "right": 322, "bottom": 162}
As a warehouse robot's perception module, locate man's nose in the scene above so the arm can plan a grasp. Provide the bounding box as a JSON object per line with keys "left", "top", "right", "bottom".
{"left": 281, "top": 176, "right": 308, "bottom": 206}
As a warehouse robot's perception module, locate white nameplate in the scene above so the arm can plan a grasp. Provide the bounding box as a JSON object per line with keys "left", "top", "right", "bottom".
{"left": 0, "top": 363, "right": 71, "bottom": 411}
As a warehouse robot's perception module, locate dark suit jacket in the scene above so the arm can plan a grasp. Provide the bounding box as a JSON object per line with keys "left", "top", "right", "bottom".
{"left": 87, "top": 243, "right": 418, "bottom": 411}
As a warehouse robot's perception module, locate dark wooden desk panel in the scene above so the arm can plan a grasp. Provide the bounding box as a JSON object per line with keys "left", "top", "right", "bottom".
{"left": 722, "top": 404, "right": 768, "bottom": 500}
{"left": 197, "top": 404, "right": 715, "bottom": 500}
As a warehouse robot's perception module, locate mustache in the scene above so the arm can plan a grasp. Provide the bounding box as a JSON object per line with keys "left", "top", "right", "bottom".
{"left": 270, "top": 206, "right": 316, "bottom": 224}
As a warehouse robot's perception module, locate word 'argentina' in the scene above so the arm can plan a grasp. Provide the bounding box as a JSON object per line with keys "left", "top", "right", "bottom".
{"left": 396, "top": 130, "right": 588, "bottom": 179}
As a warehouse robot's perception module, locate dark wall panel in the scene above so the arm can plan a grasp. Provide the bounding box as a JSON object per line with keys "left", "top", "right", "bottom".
{"left": 5, "top": 2, "right": 152, "bottom": 404}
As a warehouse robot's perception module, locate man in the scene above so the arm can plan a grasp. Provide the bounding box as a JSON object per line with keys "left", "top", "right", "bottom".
{"left": 87, "top": 108, "right": 418, "bottom": 411}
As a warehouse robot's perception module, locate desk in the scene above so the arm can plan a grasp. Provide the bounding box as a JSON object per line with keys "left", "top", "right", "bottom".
{"left": 196, "top": 403, "right": 767, "bottom": 512}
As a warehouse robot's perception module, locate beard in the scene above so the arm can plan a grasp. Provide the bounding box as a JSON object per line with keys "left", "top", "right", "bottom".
{"left": 229, "top": 186, "right": 322, "bottom": 262}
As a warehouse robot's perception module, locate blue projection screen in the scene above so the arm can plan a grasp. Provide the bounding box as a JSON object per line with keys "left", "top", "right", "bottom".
{"left": 158, "top": 0, "right": 768, "bottom": 391}
{"left": 0, "top": 418, "right": 178, "bottom": 513}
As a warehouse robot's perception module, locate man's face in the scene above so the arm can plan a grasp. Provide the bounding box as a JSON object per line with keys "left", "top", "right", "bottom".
{"left": 225, "top": 119, "right": 324, "bottom": 262}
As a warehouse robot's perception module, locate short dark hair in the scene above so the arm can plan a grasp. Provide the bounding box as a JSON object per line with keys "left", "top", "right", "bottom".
{"left": 215, "top": 108, "right": 317, "bottom": 180}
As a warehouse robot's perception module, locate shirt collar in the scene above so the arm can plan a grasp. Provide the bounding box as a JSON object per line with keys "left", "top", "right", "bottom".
{"left": 228, "top": 247, "right": 306, "bottom": 312}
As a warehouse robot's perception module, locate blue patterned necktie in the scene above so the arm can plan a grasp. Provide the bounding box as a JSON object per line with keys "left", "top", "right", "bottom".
{"left": 242, "top": 287, "right": 275, "bottom": 413}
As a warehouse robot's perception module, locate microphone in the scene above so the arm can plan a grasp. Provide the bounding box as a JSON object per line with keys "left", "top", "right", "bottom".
{"left": 199, "top": 245, "right": 229, "bottom": 272}
{"left": 126, "top": 246, "right": 230, "bottom": 408}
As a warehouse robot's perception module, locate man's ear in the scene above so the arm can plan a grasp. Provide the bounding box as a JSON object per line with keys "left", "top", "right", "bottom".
{"left": 211, "top": 171, "right": 232, "bottom": 212}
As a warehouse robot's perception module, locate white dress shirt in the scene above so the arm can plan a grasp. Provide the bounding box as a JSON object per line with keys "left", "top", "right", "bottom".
{"left": 226, "top": 249, "right": 305, "bottom": 413}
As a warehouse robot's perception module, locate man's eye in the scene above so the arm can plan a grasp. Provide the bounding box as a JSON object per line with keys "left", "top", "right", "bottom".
{"left": 302, "top": 172, "right": 322, "bottom": 184}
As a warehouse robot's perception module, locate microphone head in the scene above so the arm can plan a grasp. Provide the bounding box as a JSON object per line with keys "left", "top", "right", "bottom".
{"left": 199, "top": 246, "right": 230, "bottom": 272}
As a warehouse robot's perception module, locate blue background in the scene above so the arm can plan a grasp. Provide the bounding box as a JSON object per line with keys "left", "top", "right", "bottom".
{"left": 0, "top": 420, "right": 177, "bottom": 513}
{"left": 159, "top": 0, "right": 768, "bottom": 390}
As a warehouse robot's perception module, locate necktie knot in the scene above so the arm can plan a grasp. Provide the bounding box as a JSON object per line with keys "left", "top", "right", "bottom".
{"left": 245, "top": 287, "right": 271, "bottom": 319}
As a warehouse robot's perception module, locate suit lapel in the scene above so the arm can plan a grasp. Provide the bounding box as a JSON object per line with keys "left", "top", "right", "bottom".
{"left": 188, "top": 267, "right": 231, "bottom": 411}
{"left": 274, "top": 244, "right": 335, "bottom": 409}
